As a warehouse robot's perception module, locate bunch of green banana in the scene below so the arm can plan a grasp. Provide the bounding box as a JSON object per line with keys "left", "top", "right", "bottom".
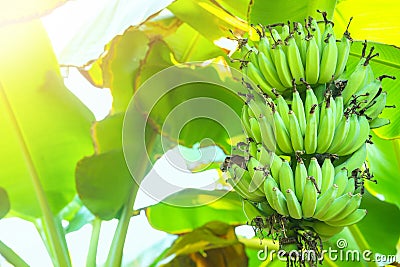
{"left": 237, "top": 12, "right": 352, "bottom": 95}
{"left": 226, "top": 10, "right": 398, "bottom": 248}
{"left": 229, "top": 147, "right": 366, "bottom": 239}
{"left": 240, "top": 82, "right": 371, "bottom": 157}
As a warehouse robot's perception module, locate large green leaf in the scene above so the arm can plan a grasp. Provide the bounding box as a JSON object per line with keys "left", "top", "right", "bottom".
{"left": 163, "top": 22, "right": 224, "bottom": 62}
{"left": 0, "top": 20, "right": 94, "bottom": 219}
{"left": 248, "top": 0, "right": 337, "bottom": 25}
{"left": 214, "top": 0, "right": 251, "bottom": 20}
{"left": 146, "top": 189, "right": 247, "bottom": 234}
{"left": 0, "top": 187, "right": 10, "bottom": 219}
{"left": 366, "top": 133, "right": 400, "bottom": 208}
{"left": 75, "top": 150, "right": 134, "bottom": 220}
{"left": 334, "top": 0, "right": 400, "bottom": 47}
{"left": 168, "top": 0, "right": 249, "bottom": 42}
{"left": 0, "top": 0, "right": 65, "bottom": 26}
{"left": 159, "top": 221, "right": 248, "bottom": 267}
{"left": 358, "top": 192, "right": 400, "bottom": 256}
{"left": 43, "top": 0, "right": 174, "bottom": 66}
{"left": 346, "top": 41, "right": 400, "bottom": 139}
{"left": 128, "top": 235, "right": 177, "bottom": 267}
{"left": 81, "top": 29, "right": 150, "bottom": 113}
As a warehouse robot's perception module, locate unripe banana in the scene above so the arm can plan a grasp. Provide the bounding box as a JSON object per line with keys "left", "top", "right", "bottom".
{"left": 308, "top": 157, "right": 322, "bottom": 190}
{"left": 330, "top": 193, "right": 362, "bottom": 221}
{"left": 286, "top": 35, "right": 305, "bottom": 83}
{"left": 294, "top": 22, "right": 307, "bottom": 66}
{"left": 342, "top": 59, "right": 370, "bottom": 104}
{"left": 246, "top": 61, "right": 274, "bottom": 96}
{"left": 280, "top": 24, "right": 291, "bottom": 46}
{"left": 258, "top": 51, "right": 286, "bottom": 91}
{"left": 321, "top": 158, "right": 335, "bottom": 194}
{"left": 248, "top": 140, "right": 258, "bottom": 158}
{"left": 275, "top": 93, "right": 290, "bottom": 129}
{"left": 249, "top": 117, "right": 262, "bottom": 143}
{"left": 319, "top": 192, "right": 353, "bottom": 221}
{"left": 317, "top": 97, "right": 335, "bottom": 153}
{"left": 305, "top": 35, "right": 320, "bottom": 84}
{"left": 356, "top": 79, "right": 382, "bottom": 110}
{"left": 330, "top": 96, "right": 337, "bottom": 125}
{"left": 334, "top": 19, "right": 352, "bottom": 78}
{"left": 359, "top": 76, "right": 395, "bottom": 110}
{"left": 305, "top": 83, "right": 319, "bottom": 123}
{"left": 258, "top": 115, "right": 276, "bottom": 152}
{"left": 241, "top": 104, "right": 252, "bottom": 137}
{"left": 335, "top": 113, "right": 360, "bottom": 156}
{"left": 264, "top": 175, "right": 278, "bottom": 209}
{"left": 334, "top": 143, "right": 367, "bottom": 174}
{"left": 229, "top": 164, "right": 265, "bottom": 199}
{"left": 271, "top": 186, "right": 289, "bottom": 216}
{"left": 335, "top": 95, "right": 344, "bottom": 124}
{"left": 292, "top": 86, "right": 307, "bottom": 135}
{"left": 258, "top": 36, "right": 273, "bottom": 63}
{"left": 227, "top": 177, "right": 265, "bottom": 202}
{"left": 247, "top": 95, "right": 269, "bottom": 119}
{"left": 302, "top": 176, "right": 318, "bottom": 218}
{"left": 295, "top": 158, "right": 307, "bottom": 201}
{"left": 307, "top": 221, "right": 344, "bottom": 238}
{"left": 333, "top": 167, "right": 349, "bottom": 196}
{"left": 325, "top": 209, "right": 367, "bottom": 227}
{"left": 279, "top": 160, "right": 295, "bottom": 193}
{"left": 370, "top": 117, "right": 390, "bottom": 129}
{"left": 270, "top": 28, "right": 283, "bottom": 46}
{"left": 242, "top": 199, "right": 270, "bottom": 222}
{"left": 343, "top": 177, "right": 356, "bottom": 195}
{"left": 258, "top": 201, "right": 275, "bottom": 215}
{"left": 343, "top": 115, "right": 370, "bottom": 155}
{"left": 364, "top": 91, "right": 388, "bottom": 120}
{"left": 270, "top": 40, "right": 293, "bottom": 87}
{"left": 318, "top": 25, "right": 338, "bottom": 83}
{"left": 286, "top": 189, "right": 303, "bottom": 219}
{"left": 309, "top": 17, "right": 322, "bottom": 52}
{"left": 304, "top": 104, "right": 318, "bottom": 154}
{"left": 313, "top": 184, "right": 338, "bottom": 219}
{"left": 327, "top": 115, "right": 350, "bottom": 153}
{"left": 288, "top": 110, "right": 304, "bottom": 151}
{"left": 270, "top": 154, "right": 283, "bottom": 180}
{"left": 271, "top": 103, "right": 293, "bottom": 154}
{"left": 247, "top": 157, "right": 266, "bottom": 193}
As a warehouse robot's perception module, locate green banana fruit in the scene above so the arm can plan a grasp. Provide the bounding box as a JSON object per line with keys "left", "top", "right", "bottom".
{"left": 288, "top": 110, "right": 304, "bottom": 151}
{"left": 295, "top": 158, "right": 307, "bottom": 202}
{"left": 313, "top": 184, "right": 339, "bottom": 219}
{"left": 321, "top": 158, "right": 335, "bottom": 194}
{"left": 286, "top": 189, "right": 303, "bottom": 219}
{"left": 279, "top": 160, "right": 295, "bottom": 193}
{"left": 325, "top": 209, "right": 367, "bottom": 227}
{"left": 302, "top": 176, "right": 318, "bottom": 218}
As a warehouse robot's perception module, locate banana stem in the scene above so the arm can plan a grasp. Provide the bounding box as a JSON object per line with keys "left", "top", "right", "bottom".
{"left": 86, "top": 218, "right": 102, "bottom": 267}
{"left": 104, "top": 186, "right": 138, "bottom": 267}
{"left": 323, "top": 253, "right": 340, "bottom": 267}
{"left": 238, "top": 237, "right": 279, "bottom": 250}
{"left": 348, "top": 225, "right": 378, "bottom": 267}
{"left": 0, "top": 240, "right": 29, "bottom": 267}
